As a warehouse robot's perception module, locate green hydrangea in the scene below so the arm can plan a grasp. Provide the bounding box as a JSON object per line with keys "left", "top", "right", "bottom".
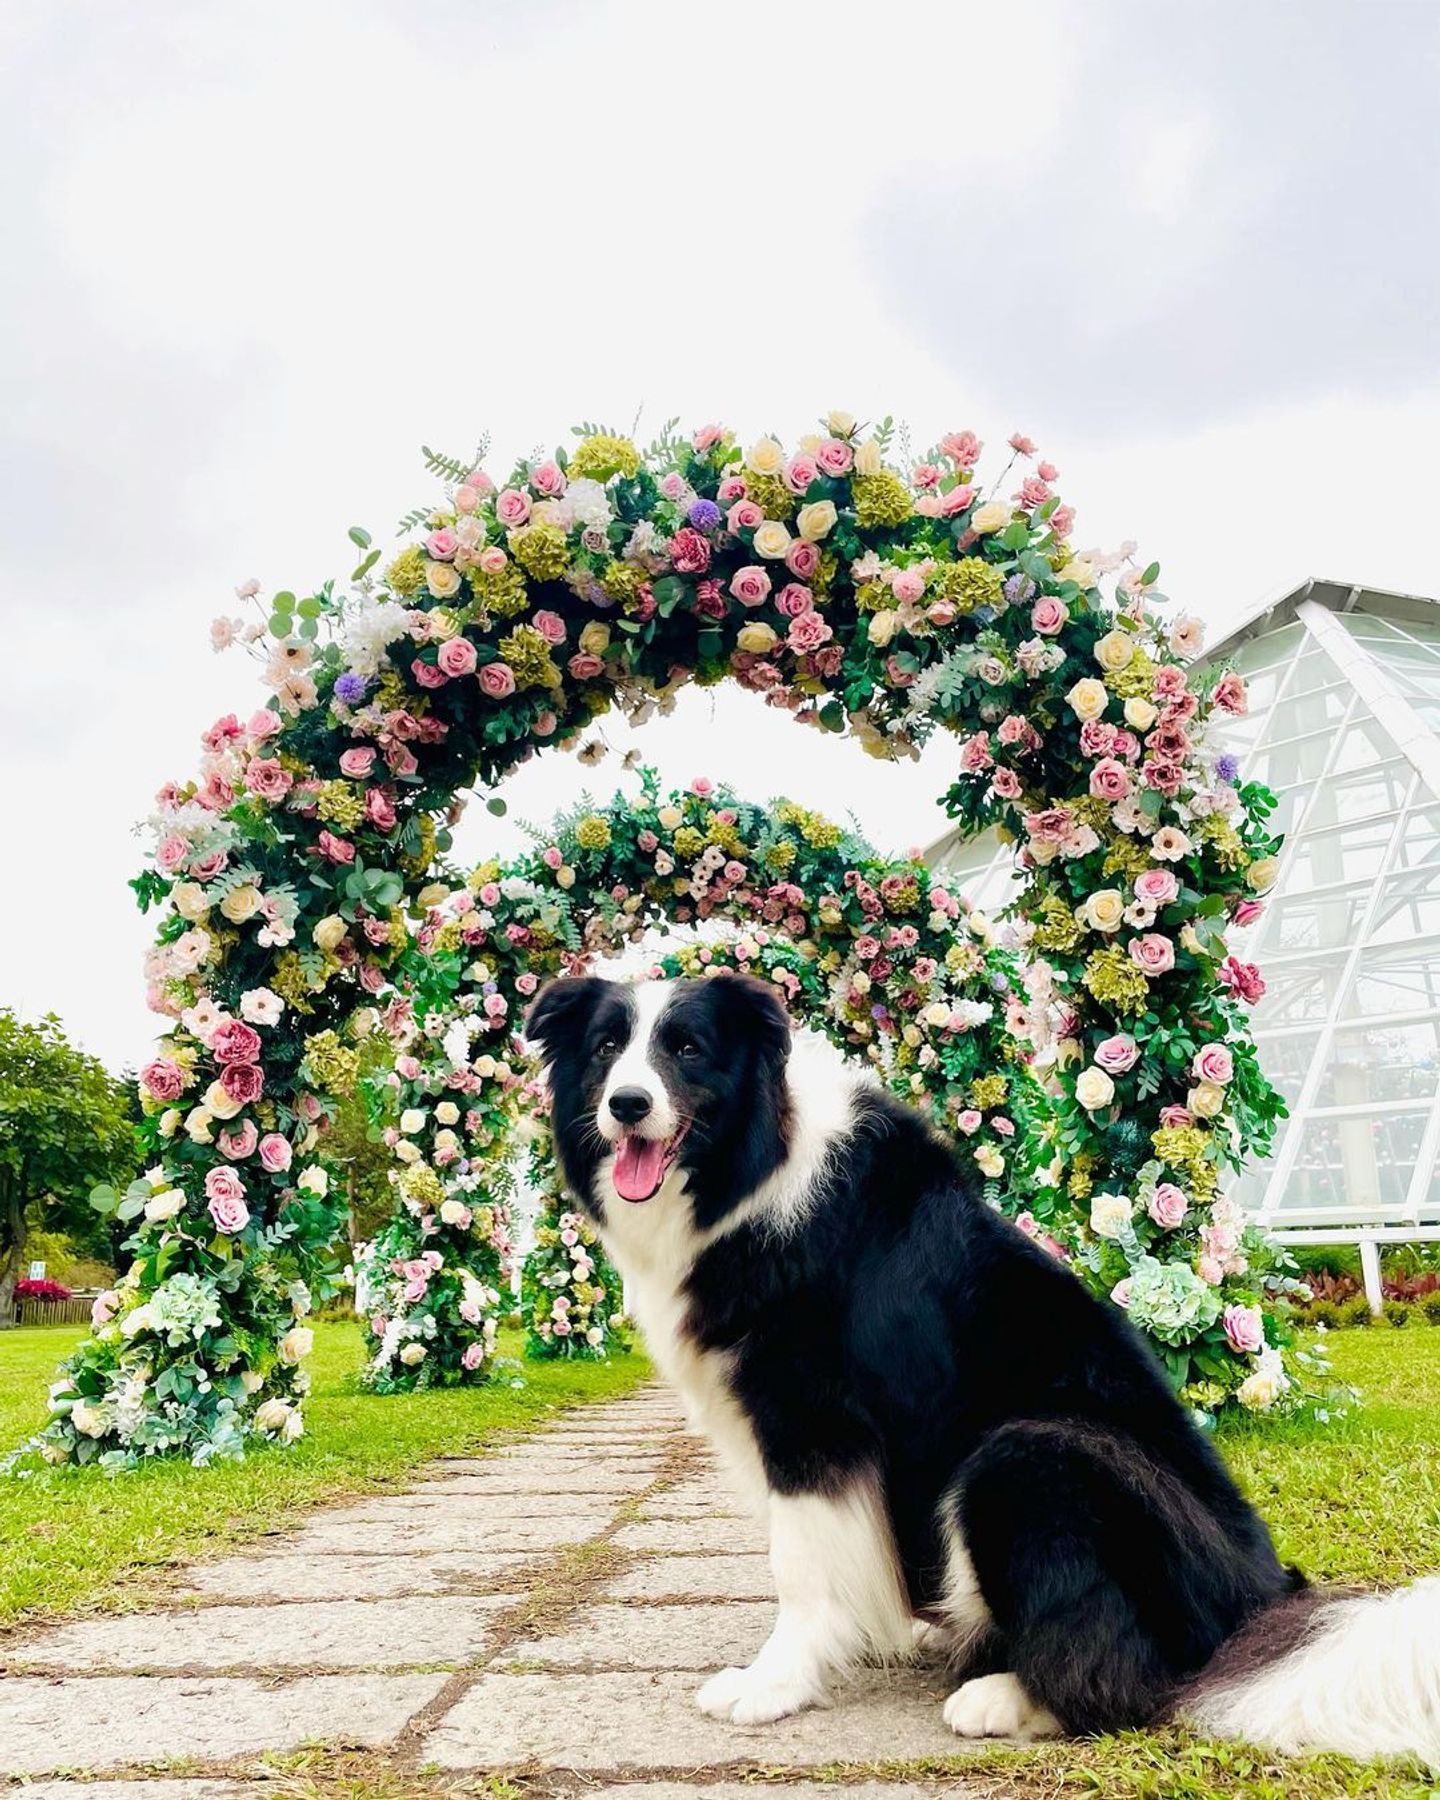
{"left": 385, "top": 546, "right": 427, "bottom": 597}
{"left": 1124, "top": 1255, "right": 1222, "bottom": 1345}
{"left": 302, "top": 1029, "right": 360, "bottom": 1096}
{"left": 852, "top": 471, "right": 913, "bottom": 530}
{"left": 742, "top": 471, "right": 796, "bottom": 520}
{"left": 398, "top": 1163, "right": 446, "bottom": 1210}
{"left": 938, "top": 557, "right": 1005, "bottom": 614}
{"left": 510, "top": 522, "right": 571, "bottom": 582}
{"left": 467, "top": 561, "right": 531, "bottom": 619}
{"left": 1082, "top": 944, "right": 1151, "bottom": 1015}
{"left": 149, "top": 1273, "right": 224, "bottom": 1346}
{"left": 568, "top": 434, "right": 640, "bottom": 482}
{"left": 574, "top": 815, "right": 612, "bottom": 852}
{"left": 315, "top": 781, "right": 365, "bottom": 831}
{"left": 497, "top": 626, "right": 560, "bottom": 690}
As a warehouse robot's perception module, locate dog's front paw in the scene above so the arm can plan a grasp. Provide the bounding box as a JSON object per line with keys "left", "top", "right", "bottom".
{"left": 942, "top": 1672, "right": 1061, "bottom": 1740}
{"left": 696, "top": 1661, "right": 823, "bottom": 1724}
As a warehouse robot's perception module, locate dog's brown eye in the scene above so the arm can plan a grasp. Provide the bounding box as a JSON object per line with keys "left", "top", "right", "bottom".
{"left": 676, "top": 1041, "right": 701, "bottom": 1059}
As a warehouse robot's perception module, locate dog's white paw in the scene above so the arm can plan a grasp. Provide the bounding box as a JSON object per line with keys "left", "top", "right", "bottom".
{"left": 942, "top": 1671, "right": 1061, "bottom": 1740}
{"left": 910, "top": 1615, "right": 950, "bottom": 1654}
{"left": 696, "top": 1662, "right": 823, "bottom": 1724}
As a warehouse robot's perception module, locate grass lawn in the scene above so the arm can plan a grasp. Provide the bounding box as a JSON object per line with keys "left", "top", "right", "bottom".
{"left": 1, "top": 1322, "right": 1437, "bottom": 1798}
{"left": 0, "top": 1317, "right": 650, "bottom": 1630}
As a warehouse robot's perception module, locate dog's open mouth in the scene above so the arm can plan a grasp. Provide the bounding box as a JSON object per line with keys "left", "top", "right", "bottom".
{"left": 612, "top": 1126, "right": 688, "bottom": 1203}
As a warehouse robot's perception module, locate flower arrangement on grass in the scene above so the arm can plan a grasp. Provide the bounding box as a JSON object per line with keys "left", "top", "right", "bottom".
{"left": 23, "top": 410, "right": 1294, "bottom": 1471}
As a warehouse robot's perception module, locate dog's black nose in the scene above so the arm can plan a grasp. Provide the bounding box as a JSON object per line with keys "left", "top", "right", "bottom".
{"left": 608, "top": 1086, "right": 653, "bottom": 1124}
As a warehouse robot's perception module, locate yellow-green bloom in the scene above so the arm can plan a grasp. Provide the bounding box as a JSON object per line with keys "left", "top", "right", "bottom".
{"left": 852, "top": 471, "right": 914, "bottom": 530}
{"left": 510, "top": 522, "right": 571, "bottom": 583}
{"left": 1082, "top": 944, "right": 1151, "bottom": 1015}
{"left": 385, "top": 546, "right": 427, "bottom": 597}
{"left": 574, "top": 815, "right": 612, "bottom": 852}
{"left": 568, "top": 434, "right": 641, "bottom": 482}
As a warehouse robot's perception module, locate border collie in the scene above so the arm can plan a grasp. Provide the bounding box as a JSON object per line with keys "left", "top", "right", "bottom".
{"left": 526, "top": 971, "right": 1440, "bottom": 1765}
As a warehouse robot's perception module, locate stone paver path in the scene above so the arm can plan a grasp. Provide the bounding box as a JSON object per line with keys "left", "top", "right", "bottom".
{"left": 0, "top": 1385, "right": 994, "bottom": 1797}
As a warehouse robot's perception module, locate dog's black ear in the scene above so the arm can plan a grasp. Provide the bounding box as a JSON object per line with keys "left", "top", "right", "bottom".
{"left": 524, "top": 976, "right": 611, "bottom": 1060}
{"left": 710, "top": 970, "right": 792, "bottom": 1071}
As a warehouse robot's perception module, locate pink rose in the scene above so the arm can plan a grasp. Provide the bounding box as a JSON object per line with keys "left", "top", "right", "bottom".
{"left": 787, "top": 612, "right": 833, "bottom": 654}
{"left": 1089, "top": 758, "right": 1131, "bottom": 801}
{"left": 775, "top": 583, "right": 813, "bottom": 618}
{"left": 531, "top": 459, "right": 566, "bottom": 496}
{"left": 461, "top": 1341, "right": 486, "bottom": 1371}
{"left": 1158, "top": 1104, "right": 1194, "bottom": 1129}
{"left": 1213, "top": 672, "right": 1248, "bottom": 715}
{"left": 1233, "top": 899, "right": 1264, "bottom": 928}
{"left": 527, "top": 611, "right": 564, "bottom": 647}
{"left": 1222, "top": 1304, "right": 1264, "bottom": 1355}
{"left": 477, "top": 545, "right": 508, "bottom": 574}
{"left": 1193, "top": 1044, "right": 1234, "bottom": 1086}
{"left": 411, "top": 658, "right": 448, "bottom": 689}
{"left": 157, "top": 836, "right": 189, "bottom": 874}
{"left": 1031, "top": 596, "right": 1068, "bottom": 636}
{"left": 141, "top": 1058, "right": 185, "bottom": 1101}
{"left": 211, "top": 1019, "right": 262, "bottom": 1066}
{"left": 247, "top": 709, "right": 283, "bottom": 742}
{"left": 245, "top": 758, "right": 293, "bottom": 801}
{"left": 1094, "top": 1034, "right": 1139, "bottom": 1074}
{"left": 220, "top": 1062, "right": 264, "bottom": 1104}
{"left": 495, "top": 487, "right": 531, "bottom": 527}
{"left": 1134, "top": 867, "right": 1179, "bottom": 906}
{"left": 783, "top": 454, "right": 818, "bottom": 494}
{"left": 437, "top": 636, "right": 477, "bottom": 678}
{"left": 716, "top": 475, "right": 746, "bottom": 502}
{"left": 478, "top": 661, "right": 517, "bottom": 698}
{"left": 785, "top": 539, "right": 821, "bottom": 579}
{"left": 815, "top": 437, "right": 853, "bottom": 476}
{"left": 339, "top": 747, "right": 376, "bottom": 779}
{"left": 258, "top": 1132, "right": 293, "bottom": 1173}
{"left": 316, "top": 831, "right": 355, "bottom": 865}
{"left": 730, "top": 566, "right": 772, "bottom": 608}
{"left": 365, "top": 787, "right": 397, "bottom": 830}
{"left": 1129, "top": 934, "right": 1175, "bottom": 976}
{"left": 669, "top": 527, "right": 711, "bottom": 574}
{"left": 567, "top": 653, "right": 604, "bottom": 680}
{"left": 218, "top": 1119, "right": 258, "bottom": 1160}
{"left": 993, "top": 767, "right": 1021, "bottom": 799}
{"left": 425, "top": 527, "right": 458, "bottom": 561}
{"left": 205, "top": 1172, "right": 250, "bottom": 1235}
{"left": 1148, "top": 1183, "right": 1188, "bottom": 1229}
{"left": 727, "top": 499, "right": 764, "bottom": 533}
{"left": 1111, "top": 1278, "right": 1133, "bottom": 1309}
{"left": 956, "top": 1110, "right": 983, "bottom": 1135}
{"left": 942, "top": 430, "right": 982, "bottom": 466}
{"left": 1221, "top": 957, "right": 1266, "bottom": 1004}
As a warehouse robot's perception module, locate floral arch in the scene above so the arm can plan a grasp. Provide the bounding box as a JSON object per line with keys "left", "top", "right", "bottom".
{"left": 33, "top": 413, "right": 1297, "bottom": 1471}
{"left": 355, "top": 772, "right": 1025, "bottom": 1387}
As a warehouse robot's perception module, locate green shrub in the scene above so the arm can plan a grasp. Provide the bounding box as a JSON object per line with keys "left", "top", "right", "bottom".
{"left": 1340, "top": 1296, "right": 1374, "bottom": 1328}
{"left": 1382, "top": 1300, "right": 1411, "bottom": 1328}
{"left": 1307, "top": 1299, "right": 1343, "bottom": 1329}
{"left": 1421, "top": 1292, "right": 1440, "bottom": 1326}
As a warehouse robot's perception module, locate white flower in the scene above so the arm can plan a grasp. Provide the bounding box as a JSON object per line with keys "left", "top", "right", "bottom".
{"left": 400, "top": 1109, "right": 426, "bottom": 1136}
{"left": 342, "top": 600, "right": 411, "bottom": 677}
{"left": 278, "top": 1326, "right": 314, "bottom": 1366}
{"left": 564, "top": 477, "right": 612, "bottom": 530}
{"left": 240, "top": 987, "right": 284, "bottom": 1025}
{"left": 144, "top": 1189, "right": 185, "bottom": 1222}
{"left": 400, "top": 1342, "right": 428, "bottom": 1366}
{"left": 1075, "top": 1067, "right": 1116, "bottom": 1111}
{"left": 297, "top": 1166, "right": 329, "bottom": 1196}
{"left": 253, "top": 1397, "right": 293, "bottom": 1435}
{"left": 1090, "top": 1193, "right": 1133, "bottom": 1239}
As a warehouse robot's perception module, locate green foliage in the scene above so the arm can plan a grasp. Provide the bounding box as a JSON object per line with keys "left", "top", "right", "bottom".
{"left": 1341, "top": 1296, "right": 1374, "bottom": 1328}
{"left": 1382, "top": 1300, "right": 1411, "bottom": 1328}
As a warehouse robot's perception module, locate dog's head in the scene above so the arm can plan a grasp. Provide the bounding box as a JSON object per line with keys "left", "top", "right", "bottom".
{"left": 525, "top": 973, "right": 792, "bottom": 1229}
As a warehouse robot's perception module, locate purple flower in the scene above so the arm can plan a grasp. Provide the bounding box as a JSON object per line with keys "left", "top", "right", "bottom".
{"left": 1216, "top": 754, "right": 1239, "bottom": 784}
{"left": 335, "top": 672, "right": 368, "bottom": 704}
{"left": 688, "top": 499, "right": 722, "bottom": 532}
{"left": 1003, "top": 573, "right": 1036, "bottom": 607}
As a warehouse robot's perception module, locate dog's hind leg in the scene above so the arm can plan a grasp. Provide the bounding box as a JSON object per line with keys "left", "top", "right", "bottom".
{"left": 696, "top": 1472, "right": 913, "bottom": 1723}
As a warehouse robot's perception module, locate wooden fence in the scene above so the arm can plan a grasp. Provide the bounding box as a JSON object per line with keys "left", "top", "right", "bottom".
{"left": 14, "top": 1294, "right": 97, "bottom": 1327}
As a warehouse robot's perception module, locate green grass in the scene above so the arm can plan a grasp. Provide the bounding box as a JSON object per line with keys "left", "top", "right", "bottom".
{"left": 0, "top": 1318, "right": 650, "bottom": 1629}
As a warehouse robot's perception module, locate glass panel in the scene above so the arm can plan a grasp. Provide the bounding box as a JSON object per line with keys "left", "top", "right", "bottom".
{"left": 1250, "top": 731, "right": 1337, "bottom": 789}
{"left": 1281, "top": 815, "right": 1397, "bottom": 891}
{"left": 1261, "top": 683, "right": 1353, "bottom": 738}
{"left": 1284, "top": 641, "right": 1344, "bottom": 698}
{"left": 1311, "top": 1020, "right": 1440, "bottom": 1107}
{"left": 1302, "top": 761, "right": 1413, "bottom": 830}
{"left": 1396, "top": 809, "right": 1440, "bottom": 869}
{"left": 1249, "top": 952, "right": 1347, "bottom": 1025}
{"left": 1331, "top": 714, "right": 1405, "bottom": 774}
{"left": 1343, "top": 942, "right": 1440, "bottom": 1017}
{"left": 1419, "top": 1151, "right": 1440, "bottom": 1223}
{"left": 1280, "top": 1110, "right": 1429, "bottom": 1216}
{"left": 1265, "top": 884, "right": 1372, "bottom": 952}
{"left": 1228, "top": 1160, "right": 1275, "bottom": 1216}
{"left": 1251, "top": 1030, "right": 1321, "bottom": 1105}
{"left": 1368, "top": 868, "right": 1440, "bottom": 945}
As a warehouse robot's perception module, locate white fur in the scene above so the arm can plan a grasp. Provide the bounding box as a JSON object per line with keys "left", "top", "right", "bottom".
{"left": 597, "top": 980, "right": 681, "bottom": 1142}
{"left": 1184, "top": 1578, "right": 1440, "bottom": 1769}
{"left": 697, "top": 1479, "right": 914, "bottom": 1723}
{"left": 943, "top": 1671, "right": 1061, "bottom": 1740}
{"left": 934, "top": 1494, "right": 994, "bottom": 1665}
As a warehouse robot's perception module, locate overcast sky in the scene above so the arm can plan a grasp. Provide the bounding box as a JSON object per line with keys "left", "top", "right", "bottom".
{"left": 3, "top": 0, "right": 1438, "bottom": 1071}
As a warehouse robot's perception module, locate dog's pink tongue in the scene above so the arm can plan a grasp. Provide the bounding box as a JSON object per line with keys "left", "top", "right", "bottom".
{"left": 613, "top": 1135, "right": 667, "bottom": 1202}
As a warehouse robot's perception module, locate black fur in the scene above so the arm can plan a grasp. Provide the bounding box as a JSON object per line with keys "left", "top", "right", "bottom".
{"left": 528, "top": 973, "right": 1300, "bottom": 1737}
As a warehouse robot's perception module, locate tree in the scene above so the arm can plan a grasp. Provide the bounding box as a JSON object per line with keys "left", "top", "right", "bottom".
{"left": 0, "top": 1011, "right": 138, "bottom": 1325}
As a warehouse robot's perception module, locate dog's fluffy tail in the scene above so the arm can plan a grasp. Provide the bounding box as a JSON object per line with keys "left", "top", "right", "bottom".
{"left": 1180, "top": 1578, "right": 1440, "bottom": 1768}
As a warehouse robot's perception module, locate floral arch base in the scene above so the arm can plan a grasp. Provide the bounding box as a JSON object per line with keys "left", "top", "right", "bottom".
{"left": 27, "top": 413, "right": 1301, "bottom": 1472}
{"left": 355, "top": 772, "right": 1024, "bottom": 1388}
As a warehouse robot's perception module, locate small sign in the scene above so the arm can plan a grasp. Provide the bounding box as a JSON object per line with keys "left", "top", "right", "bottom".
{"left": 27, "top": 1261, "right": 46, "bottom": 1281}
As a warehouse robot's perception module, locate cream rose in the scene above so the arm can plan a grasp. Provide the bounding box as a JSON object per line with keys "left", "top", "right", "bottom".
{"left": 1094, "top": 630, "right": 1135, "bottom": 673}
{"left": 394, "top": 1139, "right": 422, "bottom": 1165}
{"left": 1246, "top": 857, "right": 1279, "bottom": 893}
{"left": 975, "top": 1144, "right": 1005, "bottom": 1179}
{"left": 1123, "top": 697, "right": 1158, "bottom": 731}
{"left": 297, "top": 1166, "right": 329, "bottom": 1196}
{"left": 578, "top": 621, "right": 611, "bottom": 656}
{"left": 172, "top": 882, "right": 210, "bottom": 922}
{"left": 854, "top": 437, "right": 884, "bottom": 476}
{"left": 425, "top": 560, "right": 462, "bottom": 600}
{"left": 745, "top": 436, "right": 785, "bottom": 477}
{"left": 400, "top": 1108, "right": 426, "bottom": 1135}
{"left": 825, "top": 409, "right": 856, "bottom": 437}
{"left": 867, "top": 609, "right": 900, "bottom": 648}
{"left": 399, "top": 1342, "right": 428, "bottom": 1366}
{"left": 1066, "top": 677, "right": 1109, "bottom": 722}
{"left": 737, "top": 622, "right": 778, "bottom": 654}
{"left": 185, "top": 1106, "right": 214, "bottom": 1144}
{"left": 313, "top": 915, "right": 348, "bottom": 953}
{"left": 278, "top": 1326, "right": 314, "bottom": 1366}
{"left": 144, "top": 1189, "right": 185, "bottom": 1222}
{"left": 253, "top": 1397, "right": 293, "bottom": 1434}
{"left": 657, "top": 805, "right": 683, "bottom": 830}
{"left": 435, "top": 1101, "right": 460, "bottom": 1126}
{"left": 1075, "top": 1066, "right": 1117, "bottom": 1111}
{"left": 753, "top": 520, "right": 793, "bottom": 559}
{"left": 969, "top": 500, "right": 1012, "bottom": 534}
{"left": 203, "top": 1080, "right": 244, "bottom": 1120}
{"left": 1188, "top": 1081, "right": 1226, "bottom": 1119}
{"left": 220, "top": 884, "right": 262, "bottom": 924}
{"left": 796, "top": 499, "right": 837, "bottom": 541}
{"left": 1090, "top": 1192, "right": 1133, "bottom": 1239}
{"left": 1079, "top": 889, "right": 1125, "bottom": 933}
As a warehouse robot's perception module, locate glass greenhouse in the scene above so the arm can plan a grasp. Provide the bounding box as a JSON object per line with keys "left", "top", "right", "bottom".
{"left": 928, "top": 579, "right": 1440, "bottom": 1300}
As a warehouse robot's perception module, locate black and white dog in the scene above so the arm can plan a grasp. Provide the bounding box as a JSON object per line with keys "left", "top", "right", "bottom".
{"left": 526, "top": 971, "right": 1440, "bottom": 1765}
